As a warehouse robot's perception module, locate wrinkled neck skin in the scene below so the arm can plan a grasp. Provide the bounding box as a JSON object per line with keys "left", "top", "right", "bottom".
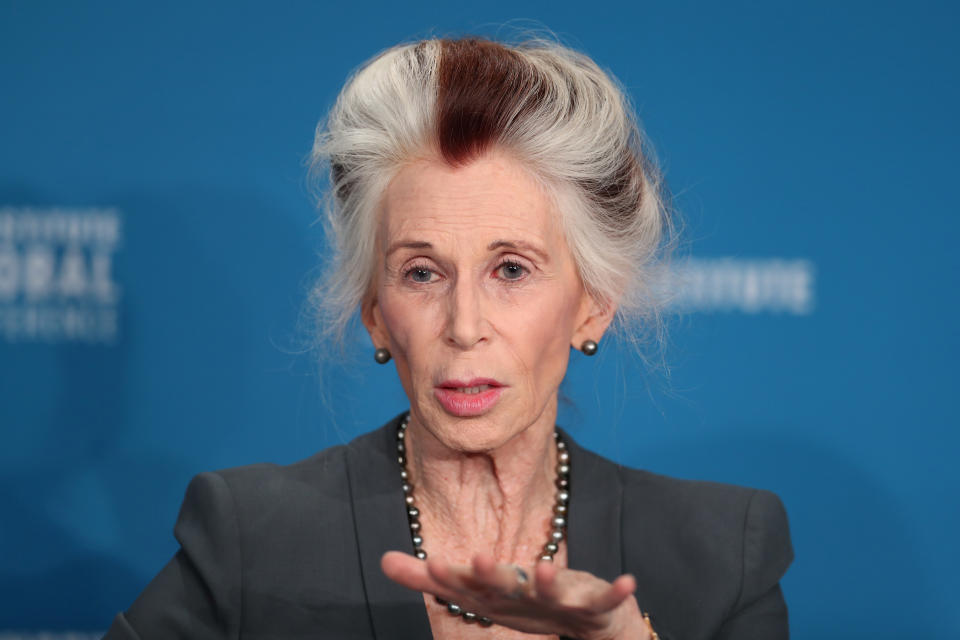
{"left": 405, "top": 402, "right": 560, "bottom": 565}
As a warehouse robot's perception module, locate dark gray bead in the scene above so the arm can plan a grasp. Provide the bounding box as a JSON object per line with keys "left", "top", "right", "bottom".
{"left": 400, "top": 469, "right": 408, "bottom": 480}
{"left": 447, "top": 603, "right": 462, "bottom": 615}
{"left": 556, "top": 440, "right": 567, "bottom": 450}
{"left": 555, "top": 477, "right": 569, "bottom": 489}
{"left": 557, "top": 464, "right": 570, "bottom": 476}
{"left": 479, "top": 617, "right": 493, "bottom": 627}
{"left": 554, "top": 503, "right": 567, "bottom": 514}
{"left": 412, "top": 535, "right": 423, "bottom": 547}
{"left": 401, "top": 482, "right": 413, "bottom": 494}
{"left": 540, "top": 554, "right": 554, "bottom": 562}
{"left": 463, "top": 612, "right": 477, "bottom": 623}
{"left": 397, "top": 442, "right": 405, "bottom": 453}
{"left": 557, "top": 490, "right": 570, "bottom": 503}
{"left": 551, "top": 529, "right": 564, "bottom": 542}
{"left": 409, "top": 521, "right": 421, "bottom": 532}
{"left": 408, "top": 506, "right": 419, "bottom": 517}
{"left": 415, "top": 549, "right": 427, "bottom": 559}
{"left": 545, "top": 542, "right": 559, "bottom": 554}
{"left": 552, "top": 516, "right": 566, "bottom": 528}
{"left": 558, "top": 451, "right": 570, "bottom": 463}
{"left": 405, "top": 495, "right": 415, "bottom": 505}
{"left": 398, "top": 455, "right": 406, "bottom": 466}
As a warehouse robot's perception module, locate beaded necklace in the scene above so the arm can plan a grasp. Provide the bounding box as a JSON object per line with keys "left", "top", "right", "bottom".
{"left": 395, "top": 413, "right": 571, "bottom": 626}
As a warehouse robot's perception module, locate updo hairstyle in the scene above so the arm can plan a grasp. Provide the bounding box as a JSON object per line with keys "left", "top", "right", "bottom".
{"left": 310, "top": 36, "right": 676, "bottom": 355}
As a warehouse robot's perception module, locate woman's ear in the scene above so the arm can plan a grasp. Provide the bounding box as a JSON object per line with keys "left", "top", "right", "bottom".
{"left": 570, "top": 292, "right": 617, "bottom": 352}
{"left": 361, "top": 294, "right": 391, "bottom": 350}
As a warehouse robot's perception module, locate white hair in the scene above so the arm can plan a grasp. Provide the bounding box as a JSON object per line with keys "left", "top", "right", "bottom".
{"left": 308, "top": 36, "right": 678, "bottom": 358}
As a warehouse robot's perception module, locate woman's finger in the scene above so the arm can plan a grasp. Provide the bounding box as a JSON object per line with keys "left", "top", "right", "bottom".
{"left": 533, "top": 560, "right": 561, "bottom": 602}
{"left": 425, "top": 555, "right": 466, "bottom": 592}
{"left": 462, "top": 553, "right": 511, "bottom": 595}
{"left": 587, "top": 573, "right": 637, "bottom": 613}
{"left": 381, "top": 551, "right": 436, "bottom": 591}
{"left": 381, "top": 551, "right": 461, "bottom": 602}
{"left": 471, "top": 553, "right": 500, "bottom": 583}
{"left": 424, "top": 554, "right": 500, "bottom": 600}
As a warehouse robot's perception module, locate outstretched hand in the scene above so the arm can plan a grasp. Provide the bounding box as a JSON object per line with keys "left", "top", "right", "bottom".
{"left": 381, "top": 551, "right": 651, "bottom": 640}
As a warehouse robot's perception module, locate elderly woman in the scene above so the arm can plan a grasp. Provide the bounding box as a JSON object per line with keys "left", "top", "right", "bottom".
{"left": 105, "top": 36, "right": 792, "bottom": 640}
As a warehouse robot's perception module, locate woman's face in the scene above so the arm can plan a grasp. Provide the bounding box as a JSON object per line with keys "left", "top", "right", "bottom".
{"left": 363, "top": 150, "right": 612, "bottom": 452}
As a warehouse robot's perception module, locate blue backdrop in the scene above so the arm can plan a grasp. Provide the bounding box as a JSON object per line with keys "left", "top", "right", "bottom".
{"left": 1, "top": 1, "right": 957, "bottom": 638}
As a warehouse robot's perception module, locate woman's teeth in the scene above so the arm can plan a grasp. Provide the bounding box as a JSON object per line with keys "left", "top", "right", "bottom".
{"left": 456, "top": 385, "right": 491, "bottom": 394}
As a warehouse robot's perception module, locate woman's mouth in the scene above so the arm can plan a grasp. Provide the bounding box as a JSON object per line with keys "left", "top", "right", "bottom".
{"left": 434, "top": 379, "right": 505, "bottom": 416}
{"left": 453, "top": 384, "right": 492, "bottom": 394}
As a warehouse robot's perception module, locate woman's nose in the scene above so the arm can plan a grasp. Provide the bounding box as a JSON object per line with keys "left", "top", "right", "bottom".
{"left": 444, "top": 279, "right": 487, "bottom": 350}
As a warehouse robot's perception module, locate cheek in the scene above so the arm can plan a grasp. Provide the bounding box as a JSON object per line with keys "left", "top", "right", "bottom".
{"left": 497, "top": 287, "right": 580, "bottom": 377}
{"left": 376, "top": 293, "right": 414, "bottom": 351}
{"left": 376, "top": 287, "right": 441, "bottom": 356}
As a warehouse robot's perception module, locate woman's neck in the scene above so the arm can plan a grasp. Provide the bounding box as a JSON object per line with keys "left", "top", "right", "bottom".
{"left": 404, "top": 410, "right": 559, "bottom": 564}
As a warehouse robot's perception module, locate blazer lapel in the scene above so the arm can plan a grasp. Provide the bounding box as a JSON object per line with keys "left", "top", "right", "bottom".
{"left": 563, "top": 430, "right": 625, "bottom": 583}
{"left": 346, "top": 415, "right": 434, "bottom": 640}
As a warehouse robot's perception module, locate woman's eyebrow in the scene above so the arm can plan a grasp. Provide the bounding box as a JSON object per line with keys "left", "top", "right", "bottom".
{"left": 385, "top": 239, "right": 549, "bottom": 262}
{"left": 488, "top": 240, "right": 550, "bottom": 263}
{"left": 385, "top": 240, "right": 432, "bottom": 257}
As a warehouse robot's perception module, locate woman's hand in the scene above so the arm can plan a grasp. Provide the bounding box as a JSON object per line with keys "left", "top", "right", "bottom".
{"left": 381, "top": 551, "right": 651, "bottom": 640}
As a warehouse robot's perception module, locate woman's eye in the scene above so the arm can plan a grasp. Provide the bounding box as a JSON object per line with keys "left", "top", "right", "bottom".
{"left": 406, "top": 267, "right": 436, "bottom": 283}
{"left": 496, "top": 262, "right": 528, "bottom": 281}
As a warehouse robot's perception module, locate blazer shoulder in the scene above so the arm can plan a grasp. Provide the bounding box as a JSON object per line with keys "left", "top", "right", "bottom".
{"left": 626, "top": 466, "right": 790, "bottom": 536}
{"left": 620, "top": 465, "right": 792, "bottom": 567}
{"left": 618, "top": 466, "right": 793, "bottom": 636}
{"left": 210, "top": 440, "right": 351, "bottom": 505}
{"left": 201, "top": 422, "right": 395, "bottom": 520}
{"left": 621, "top": 465, "right": 768, "bottom": 518}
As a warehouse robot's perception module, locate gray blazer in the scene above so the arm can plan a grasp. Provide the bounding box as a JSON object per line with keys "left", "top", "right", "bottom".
{"left": 104, "top": 413, "right": 793, "bottom": 639}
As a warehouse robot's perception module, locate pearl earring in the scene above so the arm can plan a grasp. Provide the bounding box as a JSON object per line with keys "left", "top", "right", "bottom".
{"left": 374, "top": 347, "right": 392, "bottom": 364}
{"left": 580, "top": 339, "right": 598, "bottom": 356}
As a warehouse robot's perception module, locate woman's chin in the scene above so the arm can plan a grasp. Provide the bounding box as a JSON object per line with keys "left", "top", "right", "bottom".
{"left": 417, "top": 410, "right": 517, "bottom": 454}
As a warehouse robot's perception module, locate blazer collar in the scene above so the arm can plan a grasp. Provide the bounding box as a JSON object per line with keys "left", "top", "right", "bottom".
{"left": 562, "top": 428, "right": 625, "bottom": 582}
{"left": 346, "top": 416, "right": 625, "bottom": 639}
{"left": 346, "top": 413, "right": 434, "bottom": 640}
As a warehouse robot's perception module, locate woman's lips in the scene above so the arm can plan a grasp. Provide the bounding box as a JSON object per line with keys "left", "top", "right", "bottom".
{"left": 433, "top": 378, "right": 505, "bottom": 417}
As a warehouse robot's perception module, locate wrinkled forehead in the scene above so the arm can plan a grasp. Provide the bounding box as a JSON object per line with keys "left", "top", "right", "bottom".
{"left": 378, "top": 152, "right": 564, "bottom": 253}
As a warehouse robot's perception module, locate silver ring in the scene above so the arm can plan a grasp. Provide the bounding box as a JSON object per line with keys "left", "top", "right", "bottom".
{"left": 514, "top": 566, "right": 529, "bottom": 585}
{"left": 505, "top": 565, "right": 529, "bottom": 599}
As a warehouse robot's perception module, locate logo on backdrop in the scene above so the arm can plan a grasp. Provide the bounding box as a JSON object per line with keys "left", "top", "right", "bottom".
{"left": 0, "top": 206, "right": 122, "bottom": 344}
{"left": 673, "top": 257, "right": 815, "bottom": 314}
